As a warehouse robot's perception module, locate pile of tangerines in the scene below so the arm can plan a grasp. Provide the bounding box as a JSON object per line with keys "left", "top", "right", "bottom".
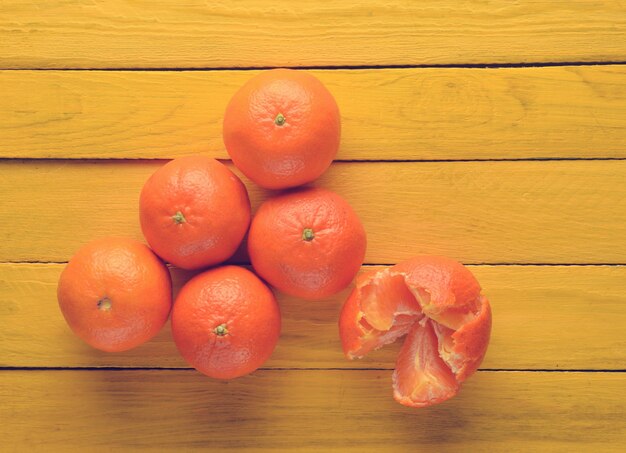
{"left": 57, "top": 70, "right": 491, "bottom": 408}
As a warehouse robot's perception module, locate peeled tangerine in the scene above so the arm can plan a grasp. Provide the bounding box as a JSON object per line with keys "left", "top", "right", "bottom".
{"left": 339, "top": 256, "right": 492, "bottom": 408}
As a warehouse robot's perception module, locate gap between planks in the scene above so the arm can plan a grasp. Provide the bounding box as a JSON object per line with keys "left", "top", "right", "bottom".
{"left": 2, "top": 60, "right": 626, "bottom": 72}
{"left": 2, "top": 261, "right": 626, "bottom": 266}
{"left": 3, "top": 157, "right": 626, "bottom": 163}
{"left": 0, "top": 367, "right": 624, "bottom": 373}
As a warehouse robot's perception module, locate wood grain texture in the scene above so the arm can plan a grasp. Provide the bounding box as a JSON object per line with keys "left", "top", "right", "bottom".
{"left": 1, "top": 1, "right": 625, "bottom": 69}
{"left": 2, "top": 263, "right": 625, "bottom": 370}
{"left": 1, "top": 160, "right": 626, "bottom": 264}
{"left": 0, "top": 370, "right": 624, "bottom": 451}
{"left": 1, "top": 66, "right": 625, "bottom": 160}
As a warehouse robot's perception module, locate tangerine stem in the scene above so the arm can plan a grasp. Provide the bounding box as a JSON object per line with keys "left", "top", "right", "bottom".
{"left": 214, "top": 324, "right": 228, "bottom": 336}
{"left": 172, "top": 211, "right": 186, "bottom": 224}
{"left": 97, "top": 297, "right": 112, "bottom": 311}
{"left": 275, "top": 113, "right": 286, "bottom": 126}
{"left": 302, "top": 228, "right": 315, "bottom": 241}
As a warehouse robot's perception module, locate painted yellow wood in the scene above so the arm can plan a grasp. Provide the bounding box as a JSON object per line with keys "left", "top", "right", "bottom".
{"left": 1, "top": 66, "right": 625, "bottom": 160}
{"left": 1, "top": 263, "right": 624, "bottom": 370}
{"left": 0, "top": 370, "right": 624, "bottom": 451}
{"left": 1, "top": 3, "right": 623, "bottom": 450}
{"left": 1, "top": 1, "right": 625, "bottom": 69}
{"left": 1, "top": 160, "right": 625, "bottom": 264}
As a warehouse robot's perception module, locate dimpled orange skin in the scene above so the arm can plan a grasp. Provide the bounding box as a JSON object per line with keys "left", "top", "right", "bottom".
{"left": 223, "top": 69, "right": 341, "bottom": 189}
{"left": 57, "top": 237, "right": 172, "bottom": 352}
{"left": 139, "top": 156, "right": 251, "bottom": 270}
{"left": 248, "top": 187, "right": 366, "bottom": 300}
{"left": 172, "top": 266, "right": 281, "bottom": 380}
{"left": 339, "top": 255, "right": 492, "bottom": 408}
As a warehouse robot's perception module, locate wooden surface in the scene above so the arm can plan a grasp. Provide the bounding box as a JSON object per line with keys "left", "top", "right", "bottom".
{"left": 1, "top": 1, "right": 625, "bottom": 68}
{"left": 1, "top": 370, "right": 624, "bottom": 451}
{"left": 1, "top": 1, "right": 625, "bottom": 451}
{"left": 2, "top": 160, "right": 626, "bottom": 264}
{"left": 2, "top": 66, "right": 626, "bottom": 160}
{"left": 2, "top": 264, "right": 626, "bottom": 370}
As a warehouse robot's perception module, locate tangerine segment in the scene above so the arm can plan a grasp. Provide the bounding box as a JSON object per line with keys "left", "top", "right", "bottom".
{"left": 338, "top": 256, "right": 492, "bottom": 408}
{"left": 339, "top": 269, "right": 421, "bottom": 359}
{"left": 393, "top": 320, "right": 459, "bottom": 407}
{"left": 360, "top": 269, "right": 422, "bottom": 331}
{"left": 433, "top": 296, "right": 492, "bottom": 382}
{"left": 394, "top": 255, "right": 482, "bottom": 330}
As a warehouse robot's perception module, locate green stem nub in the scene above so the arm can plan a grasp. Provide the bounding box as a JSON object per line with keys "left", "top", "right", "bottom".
{"left": 97, "top": 297, "right": 112, "bottom": 311}
{"left": 275, "top": 113, "right": 286, "bottom": 126}
{"left": 172, "top": 211, "right": 186, "bottom": 224}
{"left": 302, "top": 228, "right": 315, "bottom": 242}
{"left": 214, "top": 324, "right": 228, "bottom": 336}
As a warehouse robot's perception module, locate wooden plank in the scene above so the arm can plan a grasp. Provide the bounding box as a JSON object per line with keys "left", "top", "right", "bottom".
{"left": 1, "top": 1, "right": 625, "bottom": 69}
{"left": 1, "top": 66, "right": 625, "bottom": 160}
{"left": 0, "top": 370, "right": 623, "bottom": 451}
{"left": 1, "top": 160, "right": 625, "bottom": 264}
{"left": 1, "top": 263, "right": 625, "bottom": 370}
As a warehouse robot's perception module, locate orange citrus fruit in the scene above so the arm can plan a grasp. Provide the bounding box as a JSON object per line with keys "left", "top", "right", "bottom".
{"left": 139, "top": 156, "right": 251, "bottom": 270}
{"left": 248, "top": 187, "right": 366, "bottom": 300}
{"left": 57, "top": 237, "right": 172, "bottom": 352}
{"left": 172, "top": 266, "right": 281, "bottom": 380}
{"left": 223, "top": 69, "right": 341, "bottom": 189}
{"left": 339, "top": 256, "right": 492, "bottom": 407}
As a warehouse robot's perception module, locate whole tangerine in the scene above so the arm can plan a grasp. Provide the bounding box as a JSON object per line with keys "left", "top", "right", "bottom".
{"left": 223, "top": 69, "right": 341, "bottom": 189}
{"left": 172, "top": 266, "right": 281, "bottom": 379}
{"left": 248, "top": 187, "right": 366, "bottom": 300}
{"left": 57, "top": 237, "right": 172, "bottom": 352}
{"left": 139, "top": 156, "right": 251, "bottom": 270}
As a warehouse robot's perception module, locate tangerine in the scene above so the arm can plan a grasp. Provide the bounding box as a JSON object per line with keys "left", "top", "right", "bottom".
{"left": 248, "top": 187, "right": 366, "bottom": 300}
{"left": 223, "top": 69, "right": 340, "bottom": 189}
{"left": 57, "top": 237, "right": 172, "bottom": 352}
{"left": 339, "top": 256, "right": 492, "bottom": 407}
{"left": 172, "top": 266, "right": 281, "bottom": 380}
{"left": 139, "top": 156, "right": 251, "bottom": 270}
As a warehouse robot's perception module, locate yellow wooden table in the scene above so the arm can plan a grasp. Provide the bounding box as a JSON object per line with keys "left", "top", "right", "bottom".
{"left": 2, "top": 1, "right": 626, "bottom": 451}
